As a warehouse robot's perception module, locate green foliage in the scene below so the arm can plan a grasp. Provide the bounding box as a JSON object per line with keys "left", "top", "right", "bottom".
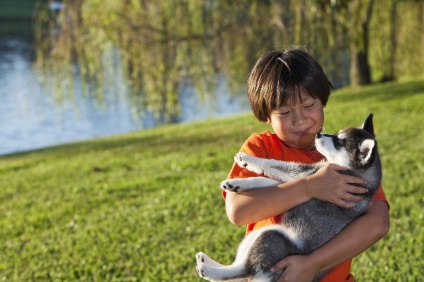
{"left": 33, "top": 0, "right": 424, "bottom": 122}
{"left": 1, "top": 79, "right": 424, "bottom": 281}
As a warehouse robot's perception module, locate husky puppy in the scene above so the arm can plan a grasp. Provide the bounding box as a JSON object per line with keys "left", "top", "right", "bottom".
{"left": 196, "top": 114, "right": 382, "bottom": 282}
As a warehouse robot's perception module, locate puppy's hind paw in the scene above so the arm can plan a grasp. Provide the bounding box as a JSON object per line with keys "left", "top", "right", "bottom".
{"left": 196, "top": 264, "right": 205, "bottom": 278}
{"left": 196, "top": 262, "right": 215, "bottom": 280}
{"left": 195, "top": 253, "right": 206, "bottom": 278}
{"left": 196, "top": 252, "right": 206, "bottom": 264}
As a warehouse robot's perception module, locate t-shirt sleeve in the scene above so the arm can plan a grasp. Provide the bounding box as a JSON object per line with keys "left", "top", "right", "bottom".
{"left": 371, "top": 185, "right": 390, "bottom": 209}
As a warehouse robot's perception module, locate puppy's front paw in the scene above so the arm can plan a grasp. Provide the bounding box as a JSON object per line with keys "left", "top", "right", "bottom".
{"left": 220, "top": 178, "right": 250, "bottom": 193}
{"left": 220, "top": 179, "right": 247, "bottom": 193}
{"left": 234, "top": 153, "right": 263, "bottom": 174}
{"left": 234, "top": 152, "right": 249, "bottom": 168}
{"left": 220, "top": 180, "right": 241, "bottom": 193}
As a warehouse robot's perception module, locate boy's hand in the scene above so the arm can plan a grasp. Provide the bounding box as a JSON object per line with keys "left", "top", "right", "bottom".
{"left": 305, "top": 163, "right": 368, "bottom": 208}
{"left": 272, "top": 254, "right": 319, "bottom": 282}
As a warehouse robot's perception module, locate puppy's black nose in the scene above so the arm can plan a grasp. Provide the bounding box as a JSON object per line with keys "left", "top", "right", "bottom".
{"left": 316, "top": 133, "right": 322, "bottom": 138}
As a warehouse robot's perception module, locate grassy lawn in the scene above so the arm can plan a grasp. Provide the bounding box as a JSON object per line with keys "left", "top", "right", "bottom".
{"left": 0, "top": 79, "right": 423, "bottom": 281}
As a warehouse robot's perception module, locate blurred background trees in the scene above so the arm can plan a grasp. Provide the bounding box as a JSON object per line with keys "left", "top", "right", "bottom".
{"left": 33, "top": 0, "right": 424, "bottom": 122}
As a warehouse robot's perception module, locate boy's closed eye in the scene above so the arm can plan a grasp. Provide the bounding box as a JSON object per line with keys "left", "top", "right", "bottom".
{"left": 278, "top": 110, "right": 290, "bottom": 115}
{"left": 302, "top": 98, "right": 316, "bottom": 108}
{"left": 274, "top": 107, "right": 291, "bottom": 115}
{"left": 304, "top": 102, "right": 315, "bottom": 108}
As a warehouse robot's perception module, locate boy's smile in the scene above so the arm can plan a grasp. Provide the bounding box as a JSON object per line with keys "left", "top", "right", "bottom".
{"left": 267, "top": 96, "right": 324, "bottom": 151}
{"left": 294, "top": 129, "right": 311, "bottom": 136}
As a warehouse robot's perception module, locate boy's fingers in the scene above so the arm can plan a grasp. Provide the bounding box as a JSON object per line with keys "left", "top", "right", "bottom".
{"left": 271, "top": 259, "right": 288, "bottom": 272}
{"left": 328, "top": 163, "right": 347, "bottom": 170}
{"left": 344, "top": 193, "right": 363, "bottom": 202}
{"left": 337, "top": 199, "right": 355, "bottom": 208}
{"left": 347, "top": 186, "right": 369, "bottom": 194}
{"left": 345, "top": 174, "right": 367, "bottom": 188}
{"left": 328, "top": 164, "right": 367, "bottom": 184}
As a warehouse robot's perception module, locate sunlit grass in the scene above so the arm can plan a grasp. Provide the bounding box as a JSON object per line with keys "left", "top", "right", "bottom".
{"left": 0, "top": 79, "right": 423, "bottom": 281}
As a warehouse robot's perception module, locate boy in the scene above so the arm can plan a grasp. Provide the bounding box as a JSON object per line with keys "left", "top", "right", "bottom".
{"left": 223, "top": 49, "right": 390, "bottom": 281}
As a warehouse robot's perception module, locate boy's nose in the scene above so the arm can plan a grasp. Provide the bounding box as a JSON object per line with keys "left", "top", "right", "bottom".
{"left": 292, "top": 110, "right": 307, "bottom": 125}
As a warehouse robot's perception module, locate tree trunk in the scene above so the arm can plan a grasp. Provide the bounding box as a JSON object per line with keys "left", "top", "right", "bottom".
{"left": 350, "top": 0, "right": 374, "bottom": 86}
{"left": 350, "top": 46, "right": 372, "bottom": 86}
{"left": 381, "top": 0, "right": 398, "bottom": 82}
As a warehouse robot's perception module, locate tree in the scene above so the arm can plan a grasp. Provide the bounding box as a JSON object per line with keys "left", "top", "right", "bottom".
{"left": 347, "top": 0, "right": 374, "bottom": 86}
{"left": 33, "top": 0, "right": 424, "bottom": 123}
{"left": 383, "top": 0, "right": 398, "bottom": 82}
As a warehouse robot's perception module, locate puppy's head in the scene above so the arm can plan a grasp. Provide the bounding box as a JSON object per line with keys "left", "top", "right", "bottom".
{"left": 315, "top": 114, "right": 376, "bottom": 170}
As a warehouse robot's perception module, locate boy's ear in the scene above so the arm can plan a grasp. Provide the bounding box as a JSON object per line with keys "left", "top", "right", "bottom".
{"left": 359, "top": 139, "right": 375, "bottom": 164}
{"left": 361, "top": 113, "right": 374, "bottom": 136}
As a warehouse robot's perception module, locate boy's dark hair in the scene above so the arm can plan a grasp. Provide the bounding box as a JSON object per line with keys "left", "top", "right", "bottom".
{"left": 247, "top": 48, "right": 333, "bottom": 122}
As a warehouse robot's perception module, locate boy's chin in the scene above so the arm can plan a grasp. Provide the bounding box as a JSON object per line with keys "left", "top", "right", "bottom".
{"left": 298, "top": 135, "right": 316, "bottom": 150}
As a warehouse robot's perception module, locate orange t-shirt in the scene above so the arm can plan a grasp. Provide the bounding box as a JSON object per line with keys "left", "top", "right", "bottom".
{"left": 223, "top": 131, "right": 388, "bottom": 282}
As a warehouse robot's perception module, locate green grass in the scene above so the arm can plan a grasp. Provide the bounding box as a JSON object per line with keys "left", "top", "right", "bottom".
{"left": 1, "top": 78, "right": 423, "bottom": 281}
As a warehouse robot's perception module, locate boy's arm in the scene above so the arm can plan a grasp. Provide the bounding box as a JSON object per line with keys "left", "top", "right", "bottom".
{"left": 226, "top": 177, "right": 311, "bottom": 225}
{"left": 225, "top": 163, "right": 368, "bottom": 225}
{"left": 273, "top": 200, "right": 390, "bottom": 282}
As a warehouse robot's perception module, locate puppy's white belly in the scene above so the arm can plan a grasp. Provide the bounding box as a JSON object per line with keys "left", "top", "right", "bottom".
{"left": 234, "top": 225, "right": 303, "bottom": 265}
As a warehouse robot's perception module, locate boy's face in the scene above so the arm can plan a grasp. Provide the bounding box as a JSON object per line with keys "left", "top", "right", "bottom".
{"left": 267, "top": 95, "right": 324, "bottom": 151}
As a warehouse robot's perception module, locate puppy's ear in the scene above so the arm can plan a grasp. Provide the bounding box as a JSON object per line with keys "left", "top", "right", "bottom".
{"left": 359, "top": 139, "right": 375, "bottom": 164}
{"left": 361, "top": 113, "right": 374, "bottom": 136}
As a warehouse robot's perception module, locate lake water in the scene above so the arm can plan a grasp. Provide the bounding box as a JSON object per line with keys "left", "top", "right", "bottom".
{"left": 0, "top": 37, "right": 250, "bottom": 155}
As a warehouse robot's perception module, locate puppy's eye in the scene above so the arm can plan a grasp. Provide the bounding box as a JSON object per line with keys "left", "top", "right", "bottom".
{"left": 331, "top": 136, "right": 345, "bottom": 149}
{"left": 333, "top": 135, "right": 345, "bottom": 146}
